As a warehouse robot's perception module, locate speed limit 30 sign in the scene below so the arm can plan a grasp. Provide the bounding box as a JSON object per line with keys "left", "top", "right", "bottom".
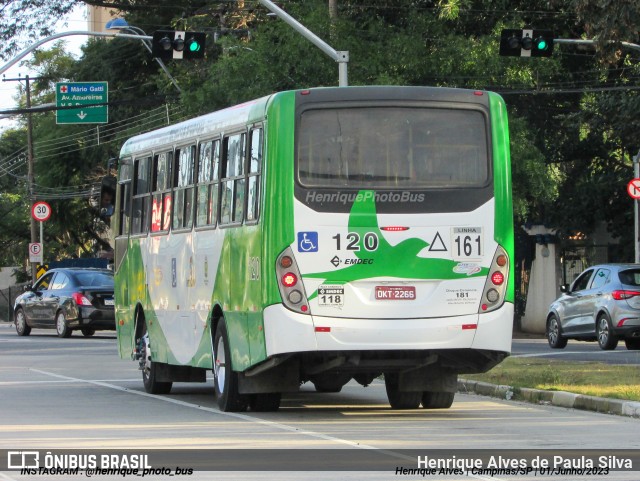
{"left": 31, "top": 201, "right": 52, "bottom": 222}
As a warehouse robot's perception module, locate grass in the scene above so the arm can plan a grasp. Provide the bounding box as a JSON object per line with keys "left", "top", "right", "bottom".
{"left": 464, "top": 357, "right": 640, "bottom": 402}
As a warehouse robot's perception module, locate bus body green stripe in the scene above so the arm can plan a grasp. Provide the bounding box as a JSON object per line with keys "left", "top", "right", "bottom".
{"left": 489, "top": 92, "right": 515, "bottom": 303}
{"left": 263, "top": 91, "right": 297, "bottom": 306}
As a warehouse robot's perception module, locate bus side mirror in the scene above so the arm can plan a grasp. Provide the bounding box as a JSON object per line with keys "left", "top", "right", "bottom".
{"left": 100, "top": 175, "right": 117, "bottom": 219}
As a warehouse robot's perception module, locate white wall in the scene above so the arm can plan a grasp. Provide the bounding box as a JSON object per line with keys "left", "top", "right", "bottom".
{"left": 0, "top": 267, "right": 19, "bottom": 290}
{"left": 520, "top": 227, "right": 562, "bottom": 334}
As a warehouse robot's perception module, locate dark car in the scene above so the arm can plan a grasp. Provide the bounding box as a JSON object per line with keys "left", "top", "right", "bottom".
{"left": 14, "top": 268, "right": 115, "bottom": 338}
{"left": 546, "top": 264, "right": 640, "bottom": 350}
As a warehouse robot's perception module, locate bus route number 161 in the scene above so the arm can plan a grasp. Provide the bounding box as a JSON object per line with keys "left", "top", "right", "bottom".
{"left": 452, "top": 227, "right": 482, "bottom": 260}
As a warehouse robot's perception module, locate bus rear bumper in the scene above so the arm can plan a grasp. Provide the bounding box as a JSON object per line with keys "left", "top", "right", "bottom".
{"left": 263, "top": 303, "right": 513, "bottom": 357}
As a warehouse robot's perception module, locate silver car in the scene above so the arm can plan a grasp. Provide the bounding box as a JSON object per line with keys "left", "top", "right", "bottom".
{"left": 546, "top": 264, "right": 640, "bottom": 350}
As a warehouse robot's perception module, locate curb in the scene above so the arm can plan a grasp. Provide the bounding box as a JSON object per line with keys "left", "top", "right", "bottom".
{"left": 458, "top": 379, "right": 640, "bottom": 418}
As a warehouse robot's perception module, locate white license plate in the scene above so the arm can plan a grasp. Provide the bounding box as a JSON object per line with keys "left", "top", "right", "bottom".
{"left": 104, "top": 298, "right": 114, "bottom": 306}
{"left": 375, "top": 286, "right": 416, "bottom": 300}
{"left": 318, "top": 285, "right": 344, "bottom": 306}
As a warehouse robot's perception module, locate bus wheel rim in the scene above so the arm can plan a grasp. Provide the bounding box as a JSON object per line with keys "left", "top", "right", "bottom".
{"left": 216, "top": 336, "right": 226, "bottom": 393}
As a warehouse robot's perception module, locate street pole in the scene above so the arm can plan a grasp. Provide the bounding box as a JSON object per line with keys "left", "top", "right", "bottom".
{"left": 634, "top": 150, "right": 640, "bottom": 263}
{"left": 258, "top": 0, "right": 349, "bottom": 86}
{"left": 2, "top": 75, "right": 38, "bottom": 281}
{"left": 26, "top": 76, "right": 37, "bottom": 282}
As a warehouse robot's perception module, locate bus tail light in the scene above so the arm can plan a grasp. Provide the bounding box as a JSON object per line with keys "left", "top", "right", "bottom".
{"left": 276, "top": 247, "right": 310, "bottom": 315}
{"left": 478, "top": 246, "right": 509, "bottom": 314}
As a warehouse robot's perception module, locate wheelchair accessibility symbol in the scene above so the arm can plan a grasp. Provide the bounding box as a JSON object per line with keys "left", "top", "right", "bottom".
{"left": 297, "top": 232, "right": 318, "bottom": 252}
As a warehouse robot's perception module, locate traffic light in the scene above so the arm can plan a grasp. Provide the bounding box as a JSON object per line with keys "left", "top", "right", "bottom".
{"left": 152, "top": 30, "right": 206, "bottom": 60}
{"left": 499, "top": 29, "right": 554, "bottom": 57}
{"left": 184, "top": 33, "right": 206, "bottom": 59}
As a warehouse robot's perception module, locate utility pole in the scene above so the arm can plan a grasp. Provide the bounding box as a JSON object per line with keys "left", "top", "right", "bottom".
{"left": 2, "top": 74, "right": 41, "bottom": 281}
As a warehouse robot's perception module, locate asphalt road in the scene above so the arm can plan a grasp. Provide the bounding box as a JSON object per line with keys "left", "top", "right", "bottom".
{"left": 1, "top": 323, "right": 639, "bottom": 481}
{"left": 512, "top": 337, "right": 640, "bottom": 364}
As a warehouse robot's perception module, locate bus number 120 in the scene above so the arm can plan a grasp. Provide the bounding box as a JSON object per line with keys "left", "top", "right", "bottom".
{"left": 332, "top": 232, "right": 379, "bottom": 252}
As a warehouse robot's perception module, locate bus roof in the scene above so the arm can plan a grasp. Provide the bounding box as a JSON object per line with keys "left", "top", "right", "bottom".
{"left": 118, "top": 86, "right": 498, "bottom": 158}
{"left": 119, "top": 94, "right": 274, "bottom": 157}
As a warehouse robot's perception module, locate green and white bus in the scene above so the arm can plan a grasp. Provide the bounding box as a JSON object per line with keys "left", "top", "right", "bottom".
{"left": 111, "top": 86, "right": 514, "bottom": 412}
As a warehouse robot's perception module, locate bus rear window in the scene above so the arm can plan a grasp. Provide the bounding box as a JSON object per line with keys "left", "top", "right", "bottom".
{"left": 297, "top": 107, "right": 489, "bottom": 189}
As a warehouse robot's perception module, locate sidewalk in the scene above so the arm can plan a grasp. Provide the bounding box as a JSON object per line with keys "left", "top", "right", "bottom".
{"left": 458, "top": 378, "right": 640, "bottom": 418}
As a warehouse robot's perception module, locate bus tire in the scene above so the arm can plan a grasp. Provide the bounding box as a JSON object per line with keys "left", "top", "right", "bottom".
{"left": 214, "top": 320, "right": 249, "bottom": 412}
{"left": 422, "top": 391, "right": 455, "bottom": 409}
{"left": 139, "top": 317, "right": 172, "bottom": 395}
{"left": 384, "top": 373, "right": 421, "bottom": 409}
{"left": 249, "top": 393, "right": 282, "bottom": 412}
{"left": 310, "top": 372, "right": 351, "bottom": 393}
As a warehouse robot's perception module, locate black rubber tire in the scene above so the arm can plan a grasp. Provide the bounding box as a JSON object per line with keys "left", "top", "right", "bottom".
{"left": 14, "top": 308, "right": 31, "bottom": 336}
{"left": 310, "top": 372, "right": 351, "bottom": 393}
{"left": 624, "top": 338, "right": 640, "bottom": 350}
{"left": 422, "top": 391, "right": 455, "bottom": 409}
{"left": 596, "top": 314, "right": 618, "bottom": 350}
{"left": 214, "top": 320, "right": 249, "bottom": 412}
{"left": 81, "top": 328, "right": 95, "bottom": 337}
{"left": 546, "top": 314, "right": 568, "bottom": 349}
{"left": 55, "top": 310, "right": 72, "bottom": 338}
{"left": 140, "top": 317, "right": 172, "bottom": 395}
{"left": 384, "top": 373, "right": 421, "bottom": 409}
{"left": 249, "top": 393, "right": 282, "bottom": 412}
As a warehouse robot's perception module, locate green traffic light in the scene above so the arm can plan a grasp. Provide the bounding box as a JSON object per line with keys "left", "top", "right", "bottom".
{"left": 534, "top": 36, "right": 549, "bottom": 51}
{"left": 186, "top": 37, "right": 201, "bottom": 52}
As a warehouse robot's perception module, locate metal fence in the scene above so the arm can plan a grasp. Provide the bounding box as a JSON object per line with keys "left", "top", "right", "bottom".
{"left": 0, "top": 284, "right": 27, "bottom": 323}
{"left": 561, "top": 245, "right": 611, "bottom": 286}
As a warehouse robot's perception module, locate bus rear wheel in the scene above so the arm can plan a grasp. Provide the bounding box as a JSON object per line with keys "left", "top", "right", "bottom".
{"left": 138, "top": 315, "right": 172, "bottom": 395}
{"left": 422, "top": 391, "right": 455, "bottom": 409}
{"left": 214, "top": 320, "right": 249, "bottom": 412}
{"left": 249, "top": 393, "right": 281, "bottom": 412}
{"left": 384, "top": 373, "right": 421, "bottom": 409}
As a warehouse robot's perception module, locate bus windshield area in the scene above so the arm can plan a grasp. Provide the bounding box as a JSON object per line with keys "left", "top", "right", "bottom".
{"left": 297, "top": 107, "right": 489, "bottom": 189}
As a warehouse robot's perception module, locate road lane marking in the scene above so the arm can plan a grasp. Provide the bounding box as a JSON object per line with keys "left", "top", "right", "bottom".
{"left": 29, "top": 368, "right": 403, "bottom": 453}
{"left": 5, "top": 368, "right": 510, "bottom": 480}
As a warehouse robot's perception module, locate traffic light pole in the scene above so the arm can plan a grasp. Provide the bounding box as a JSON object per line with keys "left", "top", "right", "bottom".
{"left": 0, "top": 31, "right": 153, "bottom": 76}
{"left": 554, "top": 38, "right": 640, "bottom": 53}
{"left": 258, "top": 0, "right": 349, "bottom": 86}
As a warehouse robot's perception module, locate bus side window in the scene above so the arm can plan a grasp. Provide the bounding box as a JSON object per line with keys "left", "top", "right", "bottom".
{"left": 196, "top": 139, "right": 220, "bottom": 227}
{"left": 117, "top": 162, "right": 132, "bottom": 237}
{"left": 246, "top": 127, "right": 262, "bottom": 223}
{"left": 132, "top": 156, "right": 152, "bottom": 234}
{"left": 173, "top": 145, "right": 196, "bottom": 230}
{"left": 221, "top": 133, "right": 246, "bottom": 226}
{"left": 151, "top": 151, "right": 173, "bottom": 232}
